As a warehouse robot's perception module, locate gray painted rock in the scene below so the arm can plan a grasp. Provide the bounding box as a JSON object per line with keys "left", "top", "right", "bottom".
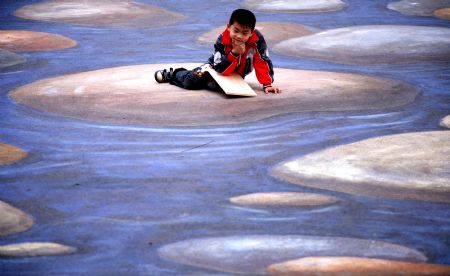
{"left": 198, "top": 22, "right": 317, "bottom": 46}
{"left": 0, "top": 49, "right": 25, "bottom": 69}
{"left": 388, "top": 0, "right": 450, "bottom": 16}
{"left": 266, "top": 257, "right": 450, "bottom": 276}
{"left": 229, "top": 192, "right": 338, "bottom": 206}
{"left": 0, "top": 242, "right": 76, "bottom": 257}
{"left": 243, "top": 0, "right": 347, "bottom": 13}
{"left": 0, "top": 142, "right": 27, "bottom": 165}
{"left": 271, "top": 131, "right": 450, "bottom": 203}
{"left": 158, "top": 235, "right": 426, "bottom": 275}
{"left": 0, "top": 200, "right": 33, "bottom": 236}
{"left": 0, "top": 30, "right": 77, "bottom": 52}
{"left": 14, "top": 0, "right": 185, "bottom": 27}
{"left": 274, "top": 25, "right": 450, "bottom": 65}
{"left": 9, "top": 64, "right": 419, "bottom": 126}
{"left": 440, "top": 115, "right": 450, "bottom": 128}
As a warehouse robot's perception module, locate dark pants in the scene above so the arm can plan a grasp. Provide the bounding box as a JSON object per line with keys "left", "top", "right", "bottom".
{"left": 169, "top": 67, "right": 222, "bottom": 92}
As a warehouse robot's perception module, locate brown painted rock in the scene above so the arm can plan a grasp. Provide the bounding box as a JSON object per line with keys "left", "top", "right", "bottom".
{"left": 243, "top": 0, "right": 347, "bottom": 13}
{"left": 9, "top": 63, "right": 419, "bottom": 127}
{"left": 388, "top": 0, "right": 450, "bottom": 16}
{"left": 229, "top": 192, "right": 338, "bottom": 206}
{"left": 0, "top": 49, "right": 25, "bottom": 69}
{"left": 0, "top": 30, "right": 76, "bottom": 52}
{"left": 274, "top": 25, "right": 450, "bottom": 65}
{"left": 271, "top": 131, "right": 450, "bottom": 203}
{"left": 0, "top": 242, "right": 76, "bottom": 257}
{"left": 434, "top": 7, "right": 450, "bottom": 20}
{"left": 198, "top": 22, "right": 317, "bottom": 45}
{"left": 0, "top": 200, "right": 33, "bottom": 236}
{"left": 14, "top": 0, "right": 185, "bottom": 27}
{"left": 440, "top": 115, "right": 450, "bottom": 128}
{"left": 0, "top": 143, "right": 27, "bottom": 165}
{"left": 266, "top": 256, "right": 450, "bottom": 276}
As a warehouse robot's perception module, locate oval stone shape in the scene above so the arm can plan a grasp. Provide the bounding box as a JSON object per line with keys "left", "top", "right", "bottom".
{"left": 158, "top": 235, "right": 426, "bottom": 274}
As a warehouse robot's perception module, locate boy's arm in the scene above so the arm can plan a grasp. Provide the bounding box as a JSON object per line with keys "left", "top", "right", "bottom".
{"left": 208, "top": 35, "right": 239, "bottom": 76}
{"left": 253, "top": 30, "right": 277, "bottom": 92}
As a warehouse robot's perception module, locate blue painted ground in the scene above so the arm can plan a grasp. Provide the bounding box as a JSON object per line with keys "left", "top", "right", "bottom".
{"left": 0, "top": 0, "right": 449, "bottom": 275}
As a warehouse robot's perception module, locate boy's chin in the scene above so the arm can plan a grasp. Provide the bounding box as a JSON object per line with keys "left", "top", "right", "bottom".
{"left": 232, "top": 39, "right": 246, "bottom": 45}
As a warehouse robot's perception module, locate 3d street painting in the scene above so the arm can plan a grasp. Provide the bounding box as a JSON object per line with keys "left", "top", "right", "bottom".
{"left": 0, "top": 0, "right": 449, "bottom": 275}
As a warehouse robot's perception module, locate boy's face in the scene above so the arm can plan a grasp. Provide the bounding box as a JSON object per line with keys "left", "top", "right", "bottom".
{"left": 227, "top": 22, "right": 253, "bottom": 44}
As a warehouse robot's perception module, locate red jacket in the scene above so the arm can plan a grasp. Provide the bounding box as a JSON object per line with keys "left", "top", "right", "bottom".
{"left": 207, "top": 28, "right": 274, "bottom": 88}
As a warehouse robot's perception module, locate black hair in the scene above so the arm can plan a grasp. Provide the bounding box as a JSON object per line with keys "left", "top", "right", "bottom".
{"left": 228, "top": 9, "right": 256, "bottom": 30}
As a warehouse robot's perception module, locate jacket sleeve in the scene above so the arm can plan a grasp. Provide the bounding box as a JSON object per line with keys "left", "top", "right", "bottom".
{"left": 207, "top": 34, "right": 240, "bottom": 76}
{"left": 253, "top": 30, "right": 274, "bottom": 87}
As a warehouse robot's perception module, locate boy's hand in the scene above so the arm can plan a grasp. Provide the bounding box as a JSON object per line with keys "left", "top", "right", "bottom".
{"left": 231, "top": 40, "right": 246, "bottom": 55}
{"left": 264, "top": 86, "right": 281, "bottom": 94}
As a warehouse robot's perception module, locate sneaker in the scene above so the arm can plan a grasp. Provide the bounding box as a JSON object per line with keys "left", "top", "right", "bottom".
{"left": 154, "top": 68, "right": 174, "bottom": 83}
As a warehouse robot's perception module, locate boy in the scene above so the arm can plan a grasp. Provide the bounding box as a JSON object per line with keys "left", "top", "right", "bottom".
{"left": 154, "top": 9, "right": 281, "bottom": 94}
